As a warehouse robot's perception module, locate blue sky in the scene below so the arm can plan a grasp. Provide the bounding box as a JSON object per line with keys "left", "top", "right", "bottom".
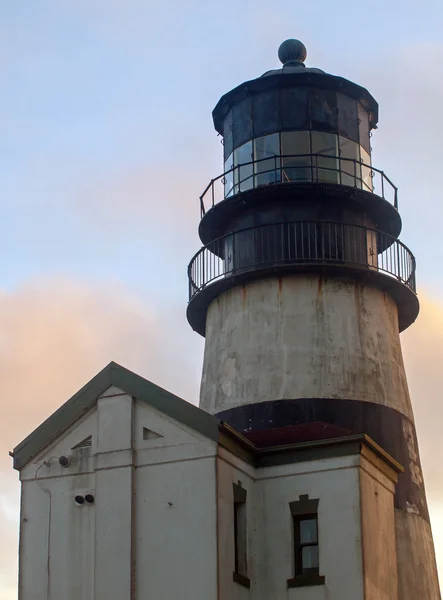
{"left": 0, "top": 1, "right": 443, "bottom": 597}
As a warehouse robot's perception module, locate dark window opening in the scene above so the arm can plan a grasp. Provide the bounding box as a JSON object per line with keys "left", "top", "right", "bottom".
{"left": 233, "top": 483, "right": 250, "bottom": 588}
{"left": 288, "top": 495, "right": 325, "bottom": 588}
{"left": 294, "top": 515, "right": 319, "bottom": 576}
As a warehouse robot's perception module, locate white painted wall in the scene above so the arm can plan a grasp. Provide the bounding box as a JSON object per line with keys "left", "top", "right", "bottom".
{"left": 18, "top": 387, "right": 219, "bottom": 600}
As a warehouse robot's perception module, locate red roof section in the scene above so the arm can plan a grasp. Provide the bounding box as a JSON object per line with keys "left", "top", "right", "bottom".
{"left": 243, "top": 422, "right": 354, "bottom": 449}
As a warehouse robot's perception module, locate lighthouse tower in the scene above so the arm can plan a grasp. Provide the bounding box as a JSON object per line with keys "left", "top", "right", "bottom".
{"left": 187, "top": 39, "right": 441, "bottom": 599}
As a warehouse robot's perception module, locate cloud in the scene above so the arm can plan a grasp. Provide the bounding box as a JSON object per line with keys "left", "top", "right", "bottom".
{"left": 0, "top": 276, "right": 203, "bottom": 596}
{"left": 402, "top": 292, "right": 443, "bottom": 578}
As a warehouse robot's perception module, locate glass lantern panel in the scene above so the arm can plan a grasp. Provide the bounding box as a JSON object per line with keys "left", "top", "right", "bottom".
{"left": 311, "top": 132, "right": 339, "bottom": 183}
{"left": 254, "top": 134, "right": 280, "bottom": 187}
{"left": 337, "top": 94, "right": 359, "bottom": 142}
{"left": 339, "top": 136, "right": 361, "bottom": 187}
{"left": 280, "top": 87, "right": 309, "bottom": 130}
{"left": 281, "top": 131, "right": 311, "bottom": 182}
{"left": 253, "top": 90, "right": 280, "bottom": 138}
{"left": 310, "top": 88, "right": 338, "bottom": 133}
{"left": 232, "top": 97, "right": 253, "bottom": 149}
{"left": 234, "top": 141, "right": 253, "bottom": 193}
{"left": 358, "top": 103, "right": 371, "bottom": 153}
{"left": 360, "top": 147, "right": 372, "bottom": 191}
{"left": 224, "top": 153, "right": 234, "bottom": 197}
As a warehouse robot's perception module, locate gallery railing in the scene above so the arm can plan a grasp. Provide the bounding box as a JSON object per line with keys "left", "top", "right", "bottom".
{"left": 199, "top": 154, "right": 398, "bottom": 217}
{"left": 188, "top": 221, "right": 415, "bottom": 300}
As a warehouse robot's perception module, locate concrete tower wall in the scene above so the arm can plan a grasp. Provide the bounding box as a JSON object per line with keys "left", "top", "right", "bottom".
{"left": 200, "top": 274, "right": 409, "bottom": 416}
{"left": 200, "top": 274, "right": 441, "bottom": 600}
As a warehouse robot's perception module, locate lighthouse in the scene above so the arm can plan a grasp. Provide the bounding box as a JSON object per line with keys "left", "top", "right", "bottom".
{"left": 12, "top": 38, "right": 441, "bottom": 600}
{"left": 187, "top": 39, "right": 441, "bottom": 598}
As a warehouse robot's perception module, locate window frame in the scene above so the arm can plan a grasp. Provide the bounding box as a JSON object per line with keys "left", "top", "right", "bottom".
{"left": 232, "top": 483, "right": 250, "bottom": 588}
{"left": 287, "top": 495, "right": 325, "bottom": 589}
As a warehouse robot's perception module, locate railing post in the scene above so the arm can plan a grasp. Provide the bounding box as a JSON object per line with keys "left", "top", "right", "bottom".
{"left": 381, "top": 171, "right": 385, "bottom": 199}
{"left": 211, "top": 179, "right": 215, "bottom": 208}
{"left": 354, "top": 159, "right": 357, "bottom": 187}
{"left": 394, "top": 187, "right": 398, "bottom": 210}
{"left": 396, "top": 242, "right": 402, "bottom": 282}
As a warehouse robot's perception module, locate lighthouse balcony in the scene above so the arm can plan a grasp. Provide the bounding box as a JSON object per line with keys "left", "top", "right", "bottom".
{"left": 187, "top": 221, "right": 418, "bottom": 335}
{"left": 198, "top": 153, "right": 401, "bottom": 243}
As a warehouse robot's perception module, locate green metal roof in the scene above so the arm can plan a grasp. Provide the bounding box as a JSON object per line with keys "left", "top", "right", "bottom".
{"left": 12, "top": 361, "right": 220, "bottom": 470}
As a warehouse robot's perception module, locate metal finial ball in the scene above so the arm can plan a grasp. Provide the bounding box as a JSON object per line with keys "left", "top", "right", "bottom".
{"left": 278, "top": 39, "right": 307, "bottom": 65}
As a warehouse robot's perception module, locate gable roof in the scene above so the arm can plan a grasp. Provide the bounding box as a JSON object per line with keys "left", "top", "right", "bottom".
{"left": 12, "top": 361, "right": 220, "bottom": 470}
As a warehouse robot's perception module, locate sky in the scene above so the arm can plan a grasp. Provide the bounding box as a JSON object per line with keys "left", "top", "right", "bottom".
{"left": 0, "top": 0, "right": 442, "bottom": 597}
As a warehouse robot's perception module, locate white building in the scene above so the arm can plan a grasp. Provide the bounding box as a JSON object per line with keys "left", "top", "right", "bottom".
{"left": 14, "top": 362, "right": 401, "bottom": 600}
{"left": 12, "top": 38, "right": 441, "bottom": 599}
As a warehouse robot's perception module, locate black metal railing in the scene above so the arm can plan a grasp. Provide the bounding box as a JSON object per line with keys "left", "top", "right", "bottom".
{"left": 188, "top": 221, "right": 415, "bottom": 300}
{"left": 199, "top": 154, "right": 398, "bottom": 217}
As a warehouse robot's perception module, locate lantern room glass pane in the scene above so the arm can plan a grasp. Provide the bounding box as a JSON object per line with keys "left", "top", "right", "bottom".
{"left": 311, "top": 132, "right": 339, "bottom": 183}
{"left": 280, "top": 88, "right": 309, "bottom": 130}
{"left": 224, "top": 153, "right": 234, "bottom": 197}
{"left": 360, "top": 147, "right": 372, "bottom": 191}
{"left": 254, "top": 134, "right": 280, "bottom": 187}
{"left": 253, "top": 90, "right": 280, "bottom": 138}
{"left": 358, "top": 103, "right": 370, "bottom": 153}
{"left": 234, "top": 141, "right": 253, "bottom": 193}
{"left": 310, "top": 89, "right": 338, "bottom": 133}
{"left": 232, "top": 97, "right": 253, "bottom": 149}
{"left": 339, "top": 136, "right": 361, "bottom": 187}
{"left": 281, "top": 131, "right": 311, "bottom": 182}
{"left": 337, "top": 93, "right": 359, "bottom": 142}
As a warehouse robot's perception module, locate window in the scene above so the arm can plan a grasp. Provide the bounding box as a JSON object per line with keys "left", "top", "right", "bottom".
{"left": 311, "top": 132, "right": 339, "bottom": 184}
{"left": 234, "top": 141, "right": 253, "bottom": 193}
{"left": 339, "top": 136, "right": 361, "bottom": 187}
{"left": 224, "top": 153, "right": 234, "bottom": 197}
{"left": 294, "top": 516, "right": 319, "bottom": 575}
{"left": 281, "top": 131, "right": 311, "bottom": 182}
{"left": 360, "top": 147, "right": 372, "bottom": 192}
{"left": 254, "top": 133, "right": 280, "bottom": 187}
{"left": 358, "top": 103, "right": 370, "bottom": 153}
{"left": 288, "top": 495, "right": 325, "bottom": 588}
{"left": 310, "top": 88, "right": 338, "bottom": 133}
{"left": 233, "top": 483, "right": 250, "bottom": 588}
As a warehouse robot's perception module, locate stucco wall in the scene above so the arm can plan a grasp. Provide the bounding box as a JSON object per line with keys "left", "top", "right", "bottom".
{"left": 217, "top": 448, "right": 366, "bottom": 600}
{"left": 200, "top": 275, "right": 412, "bottom": 419}
{"left": 18, "top": 387, "right": 219, "bottom": 600}
{"left": 359, "top": 450, "right": 398, "bottom": 600}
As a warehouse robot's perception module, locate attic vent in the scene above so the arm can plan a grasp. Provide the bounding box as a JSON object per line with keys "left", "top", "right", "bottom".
{"left": 72, "top": 435, "right": 92, "bottom": 450}
{"left": 143, "top": 427, "right": 163, "bottom": 441}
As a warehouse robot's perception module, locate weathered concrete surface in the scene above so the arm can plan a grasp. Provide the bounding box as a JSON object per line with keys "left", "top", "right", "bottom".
{"left": 395, "top": 510, "right": 441, "bottom": 600}
{"left": 200, "top": 275, "right": 412, "bottom": 417}
{"left": 200, "top": 274, "right": 441, "bottom": 599}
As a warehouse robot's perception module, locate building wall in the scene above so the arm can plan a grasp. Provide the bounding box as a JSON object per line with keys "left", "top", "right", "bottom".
{"left": 200, "top": 275, "right": 411, "bottom": 418}
{"left": 256, "top": 454, "right": 365, "bottom": 600}
{"left": 359, "top": 448, "right": 398, "bottom": 600}
{"left": 216, "top": 449, "right": 367, "bottom": 600}
{"left": 217, "top": 447, "right": 256, "bottom": 600}
{"left": 18, "top": 386, "right": 219, "bottom": 600}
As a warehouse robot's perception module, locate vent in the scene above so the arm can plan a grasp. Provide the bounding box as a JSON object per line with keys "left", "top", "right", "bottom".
{"left": 143, "top": 427, "right": 163, "bottom": 441}
{"left": 71, "top": 435, "right": 92, "bottom": 450}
